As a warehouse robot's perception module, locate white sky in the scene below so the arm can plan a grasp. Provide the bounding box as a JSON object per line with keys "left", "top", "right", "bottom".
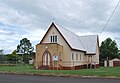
{"left": 0, "top": 0, "right": 120, "bottom": 54}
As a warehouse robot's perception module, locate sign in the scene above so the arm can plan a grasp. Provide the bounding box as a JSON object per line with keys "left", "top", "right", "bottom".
{"left": 53, "top": 55, "right": 58, "bottom": 61}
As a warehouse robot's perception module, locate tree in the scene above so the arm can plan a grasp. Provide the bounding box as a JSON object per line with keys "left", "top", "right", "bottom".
{"left": 0, "top": 49, "right": 4, "bottom": 55}
{"left": 100, "top": 38, "right": 119, "bottom": 61}
{"left": 0, "top": 49, "right": 4, "bottom": 62}
{"left": 16, "top": 38, "right": 34, "bottom": 63}
{"left": 5, "top": 50, "right": 21, "bottom": 63}
{"left": 17, "top": 38, "right": 34, "bottom": 54}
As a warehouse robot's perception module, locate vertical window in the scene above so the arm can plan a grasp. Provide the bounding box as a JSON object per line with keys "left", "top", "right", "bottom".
{"left": 53, "top": 36, "right": 55, "bottom": 42}
{"left": 76, "top": 53, "right": 78, "bottom": 60}
{"left": 80, "top": 54, "right": 81, "bottom": 60}
{"left": 51, "top": 36, "right": 52, "bottom": 42}
{"left": 72, "top": 53, "right": 74, "bottom": 60}
{"left": 83, "top": 55, "right": 85, "bottom": 60}
{"left": 55, "top": 36, "right": 57, "bottom": 42}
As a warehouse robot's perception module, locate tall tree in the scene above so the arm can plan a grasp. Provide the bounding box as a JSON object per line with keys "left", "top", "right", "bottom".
{"left": 100, "top": 38, "right": 119, "bottom": 61}
{"left": 16, "top": 38, "right": 34, "bottom": 64}
{"left": 17, "top": 38, "right": 34, "bottom": 54}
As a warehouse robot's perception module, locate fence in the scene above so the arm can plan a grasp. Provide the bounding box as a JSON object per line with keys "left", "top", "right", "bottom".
{"left": 0, "top": 60, "right": 30, "bottom": 66}
{"left": 0, "top": 61, "right": 16, "bottom": 65}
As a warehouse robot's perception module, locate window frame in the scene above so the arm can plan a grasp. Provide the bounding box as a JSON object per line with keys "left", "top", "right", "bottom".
{"left": 80, "top": 54, "right": 81, "bottom": 60}
{"left": 72, "top": 53, "right": 74, "bottom": 60}
{"left": 50, "top": 35, "right": 57, "bottom": 43}
{"left": 76, "top": 53, "right": 78, "bottom": 60}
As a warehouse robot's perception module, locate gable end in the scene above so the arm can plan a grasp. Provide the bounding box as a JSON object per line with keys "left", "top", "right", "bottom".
{"left": 39, "top": 22, "right": 87, "bottom": 53}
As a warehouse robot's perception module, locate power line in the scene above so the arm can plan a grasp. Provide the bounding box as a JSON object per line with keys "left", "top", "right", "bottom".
{"left": 100, "top": 0, "right": 120, "bottom": 34}
{"left": 86, "top": 0, "right": 120, "bottom": 52}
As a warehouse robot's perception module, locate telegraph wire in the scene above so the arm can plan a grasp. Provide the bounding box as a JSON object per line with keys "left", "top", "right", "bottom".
{"left": 100, "top": 0, "right": 120, "bottom": 35}
{"left": 86, "top": 0, "right": 120, "bottom": 51}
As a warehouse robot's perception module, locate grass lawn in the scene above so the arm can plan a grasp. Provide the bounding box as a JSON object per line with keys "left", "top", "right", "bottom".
{"left": 0, "top": 65, "right": 120, "bottom": 77}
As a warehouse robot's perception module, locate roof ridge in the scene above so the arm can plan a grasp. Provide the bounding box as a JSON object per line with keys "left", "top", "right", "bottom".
{"left": 40, "top": 22, "right": 98, "bottom": 54}
{"left": 54, "top": 22, "right": 98, "bottom": 37}
{"left": 78, "top": 35, "right": 98, "bottom": 54}
{"left": 54, "top": 22, "right": 86, "bottom": 51}
{"left": 54, "top": 22, "right": 79, "bottom": 37}
{"left": 53, "top": 22, "right": 98, "bottom": 54}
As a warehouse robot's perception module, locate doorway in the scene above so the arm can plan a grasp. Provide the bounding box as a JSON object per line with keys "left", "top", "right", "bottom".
{"left": 42, "top": 50, "right": 51, "bottom": 66}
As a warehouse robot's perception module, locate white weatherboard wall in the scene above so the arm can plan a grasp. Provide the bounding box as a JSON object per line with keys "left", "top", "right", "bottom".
{"left": 71, "top": 50, "right": 85, "bottom": 66}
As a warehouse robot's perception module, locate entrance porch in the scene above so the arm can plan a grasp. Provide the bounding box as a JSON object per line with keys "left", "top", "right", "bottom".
{"left": 35, "top": 43, "right": 63, "bottom": 69}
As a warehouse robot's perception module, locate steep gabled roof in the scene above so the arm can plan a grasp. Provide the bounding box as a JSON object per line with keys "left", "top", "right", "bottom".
{"left": 55, "top": 23, "right": 86, "bottom": 52}
{"left": 40, "top": 22, "right": 99, "bottom": 54}
{"left": 79, "top": 35, "right": 98, "bottom": 54}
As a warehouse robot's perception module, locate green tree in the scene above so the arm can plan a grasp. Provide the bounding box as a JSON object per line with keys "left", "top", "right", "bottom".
{"left": 17, "top": 38, "right": 34, "bottom": 54}
{"left": 5, "top": 50, "right": 20, "bottom": 63}
{"left": 0, "top": 49, "right": 4, "bottom": 62}
{"left": 0, "top": 49, "right": 4, "bottom": 55}
{"left": 16, "top": 38, "right": 34, "bottom": 63}
{"left": 100, "top": 38, "right": 119, "bottom": 61}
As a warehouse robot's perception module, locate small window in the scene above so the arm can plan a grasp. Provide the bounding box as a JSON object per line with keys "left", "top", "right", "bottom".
{"left": 51, "top": 36, "right": 52, "bottom": 42}
{"left": 80, "top": 54, "right": 81, "bottom": 60}
{"left": 72, "top": 53, "right": 74, "bottom": 60}
{"left": 55, "top": 36, "right": 57, "bottom": 42}
{"left": 76, "top": 53, "right": 78, "bottom": 60}
{"left": 83, "top": 55, "right": 85, "bottom": 60}
{"left": 53, "top": 36, "right": 55, "bottom": 42}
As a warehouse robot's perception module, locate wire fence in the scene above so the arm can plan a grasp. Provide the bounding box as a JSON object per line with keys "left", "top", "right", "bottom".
{"left": 0, "top": 61, "right": 16, "bottom": 65}
{"left": 0, "top": 60, "right": 32, "bottom": 66}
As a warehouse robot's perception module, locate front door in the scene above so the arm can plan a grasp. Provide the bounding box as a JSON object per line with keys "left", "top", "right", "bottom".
{"left": 42, "top": 51, "right": 51, "bottom": 66}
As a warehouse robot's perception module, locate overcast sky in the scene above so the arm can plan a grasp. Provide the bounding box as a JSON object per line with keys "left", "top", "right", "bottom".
{"left": 0, "top": 0, "right": 120, "bottom": 54}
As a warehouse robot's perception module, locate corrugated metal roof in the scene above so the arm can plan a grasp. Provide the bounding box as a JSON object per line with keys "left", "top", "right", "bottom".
{"left": 79, "top": 35, "right": 97, "bottom": 54}
{"left": 54, "top": 23, "right": 98, "bottom": 54}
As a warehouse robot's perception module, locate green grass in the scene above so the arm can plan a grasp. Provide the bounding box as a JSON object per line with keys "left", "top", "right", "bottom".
{"left": 0, "top": 65, "right": 120, "bottom": 77}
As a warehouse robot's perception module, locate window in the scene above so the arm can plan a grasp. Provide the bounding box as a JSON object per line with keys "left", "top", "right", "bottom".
{"left": 72, "top": 53, "right": 74, "bottom": 60}
{"left": 50, "top": 35, "right": 57, "bottom": 43}
{"left": 76, "top": 53, "right": 78, "bottom": 60}
{"left": 51, "top": 36, "right": 52, "bottom": 42}
{"left": 55, "top": 36, "right": 57, "bottom": 42}
{"left": 80, "top": 54, "right": 81, "bottom": 60}
{"left": 83, "top": 55, "right": 85, "bottom": 60}
{"left": 53, "top": 36, "right": 55, "bottom": 42}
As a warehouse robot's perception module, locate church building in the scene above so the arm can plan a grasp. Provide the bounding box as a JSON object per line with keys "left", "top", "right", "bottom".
{"left": 34, "top": 22, "right": 99, "bottom": 70}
